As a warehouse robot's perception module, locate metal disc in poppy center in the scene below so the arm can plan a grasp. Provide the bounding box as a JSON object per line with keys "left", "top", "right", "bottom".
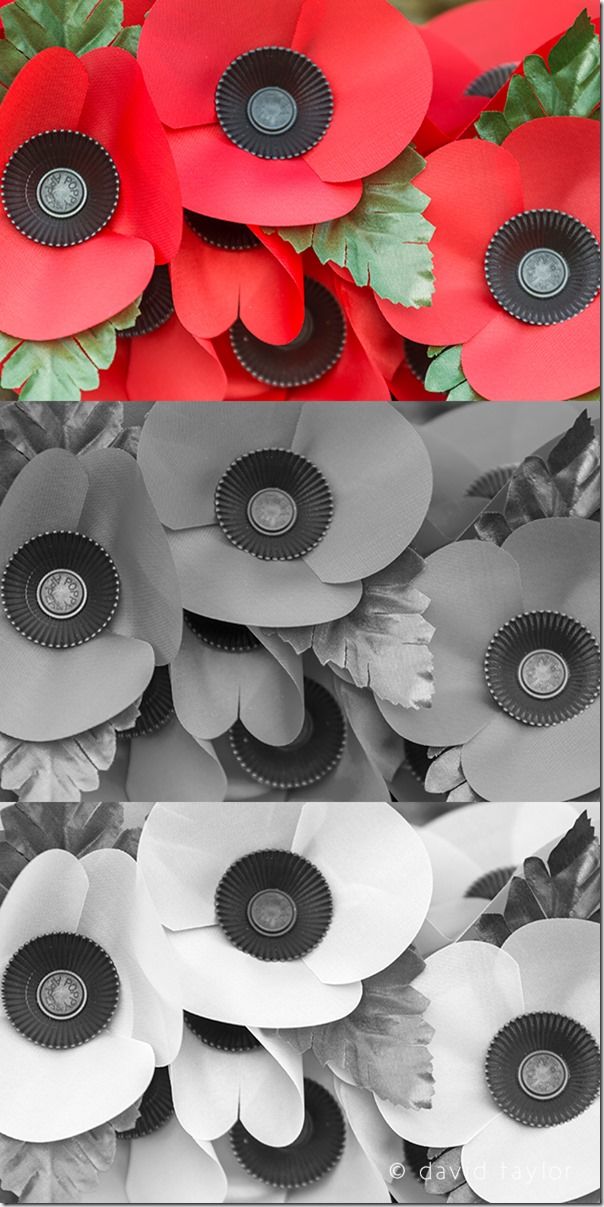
{"left": 486, "top": 1012, "right": 600, "bottom": 1127}
{"left": 215, "top": 446, "right": 333, "bottom": 560}
{"left": 484, "top": 209, "right": 600, "bottom": 324}
{"left": 120, "top": 665, "right": 174, "bottom": 739}
{"left": 1, "top": 932, "right": 119, "bottom": 1048}
{"left": 2, "top": 130, "right": 119, "bottom": 246}
{"left": 230, "top": 1078, "right": 345, "bottom": 1187}
{"left": 185, "top": 210, "right": 260, "bottom": 251}
{"left": 215, "top": 848, "right": 333, "bottom": 961}
{"left": 229, "top": 278, "right": 346, "bottom": 387}
{"left": 118, "top": 266, "right": 174, "bottom": 338}
{"left": 228, "top": 678, "right": 346, "bottom": 789}
{"left": 215, "top": 47, "right": 333, "bottom": 160}
{"left": 465, "top": 62, "right": 518, "bottom": 96}
{"left": 184, "top": 610, "right": 262, "bottom": 653}
{"left": 184, "top": 1012, "right": 261, "bottom": 1052}
{"left": 117, "top": 1067, "right": 174, "bottom": 1139}
{"left": 1, "top": 530, "right": 120, "bottom": 648}
{"left": 484, "top": 610, "right": 600, "bottom": 726}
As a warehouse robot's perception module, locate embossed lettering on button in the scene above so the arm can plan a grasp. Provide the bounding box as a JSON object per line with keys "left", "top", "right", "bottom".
{"left": 36, "top": 569, "right": 87, "bottom": 619}
{"left": 36, "top": 970, "right": 88, "bottom": 1019}
{"left": 36, "top": 168, "right": 88, "bottom": 218}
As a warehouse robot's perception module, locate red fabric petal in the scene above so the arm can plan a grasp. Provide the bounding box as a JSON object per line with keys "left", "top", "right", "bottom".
{"left": 168, "top": 124, "right": 362, "bottom": 225}
{"left": 294, "top": 0, "right": 432, "bottom": 182}
{"left": 138, "top": 0, "right": 302, "bottom": 128}
{"left": 122, "top": 0, "right": 152, "bottom": 21}
{"left": 172, "top": 223, "right": 305, "bottom": 343}
{"left": 337, "top": 277, "right": 404, "bottom": 383}
{"left": 377, "top": 139, "right": 523, "bottom": 344}
{"left": 462, "top": 302, "right": 600, "bottom": 401}
{"left": 419, "top": 27, "right": 484, "bottom": 146}
{"left": 0, "top": 48, "right": 88, "bottom": 166}
{"left": 83, "top": 341, "right": 130, "bottom": 400}
{"left": 391, "top": 359, "right": 443, "bottom": 402}
{"left": 504, "top": 116, "right": 600, "bottom": 236}
{"left": 125, "top": 314, "right": 227, "bottom": 401}
{"left": 427, "top": 0, "right": 599, "bottom": 70}
{"left": 78, "top": 47, "right": 182, "bottom": 262}
{"left": 289, "top": 325, "right": 390, "bottom": 401}
{"left": 0, "top": 223, "right": 154, "bottom": 340}
{"left": 219, "top": 333, "right": 287, "bottom": 400}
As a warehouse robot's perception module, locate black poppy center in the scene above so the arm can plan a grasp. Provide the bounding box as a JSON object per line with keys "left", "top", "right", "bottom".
{"left": 465, "top": 62, "right": 518, "bottom": 97}
{"left": 215, "top": 446, "right": 333, "bottom": 561}
{"left": 1, "top": 932, "right": 119, "bottom": 1048}
{"left": 485, "top": 209, "right": 600, "bottom": 324}
{"left": 185, "top": 210, "right": 260, "bottom": 251}
{"left": 1, "top": 530, "right": 120, "bottom": 648}
{"left": 403, "top": 740, "right": 431, "bottom": 785}
{"left": 229, "top": 677, "right": 346, "bottom": 789}
{"left": 117, "top": 1067, "right": 174, "bottom": 1140}
{"left": 229, "top": 277, "right": 346, "bottom": 388}
{"left": 184, "top": 610, "right": 261, "bottom": 652}
{"left": 120, "top": 665, "right": 174, "bottom": 739}
{"left": 486, "top": 1012, "right": 600, "bottom": 1127}
{"left": 118, "top": 266, "right": 174, "bottom": 339}
{"left": 466, "top": 464, "right": 517, "bottom": 499}
{"left": 465, "top": 865, "right": 516, "bottom": 899}
{"left": 484, "top": 610, "right": 600, "bottom": 726}
{"left": 215, "top": 848, "right": 333, "bottom": 962}
{"left": 2, "top": 130, "right": 120, "bottom": 247}
{"left": 184, "top": 1011, "right": 261, "bottom": 1052}
{"left": 403, "top": 338, "right": 431, "bottom": 384}
{"left": 215, "top": 47, "right": 333, "bottom": 160}
{"left": 230, "top": 1078, "right": 345, "bottom": 1187}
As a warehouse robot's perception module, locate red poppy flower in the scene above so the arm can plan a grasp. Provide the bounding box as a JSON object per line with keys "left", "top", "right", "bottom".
{"left": 0, "top": 46, "right": 182, "bottom": 341}
{"left": 418, "top": 0, "right": 599, "bottom": 150}
{"left": 379, "top": 117, "right": 600, "bottom": 401}
{"left": 171, "top": 217, "right": 305, "bottom": 344}
{"left": 137, "top": 0, "right": 432, "bottom": 226}
{"left": 214, "top": 257, "right": 403, "bottom": 401}
{"left": 84, "top": 269, "right": 227, "bottom": 401}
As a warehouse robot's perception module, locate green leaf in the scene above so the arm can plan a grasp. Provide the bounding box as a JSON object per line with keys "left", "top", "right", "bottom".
{"left": 0, "top": 300, "right": 140, "bottom": 402}
{"left": 0, "top": 0, "right": 142, "bottom": 90}
{"left": 274, "top": 548, "right": 434, "bottom": 707}
{"left": 276, "top": 949, "right": 435, "bottom": 1109}
{"left": 0, "top": 701, "right": 140, "bottom": 807}
{"left": 475, "top": 409, "right": 600, "bottom": 542}
{"left": 0, "top": 1127, "right": 117, "bottom": 1202}
{"left": 474, "top": 811, "right": 600, "bottom": 946}
{"left": 424, "top": 345, "right": 484, "bottom": 400}
{"left": 273, "top": 147, "right": 435, "bottom": 307}
{"left": 476, "top": 10, "right": 600, "bottom": 143}
{"left": 0, "top": 801, "right": 142, "bottom": 902}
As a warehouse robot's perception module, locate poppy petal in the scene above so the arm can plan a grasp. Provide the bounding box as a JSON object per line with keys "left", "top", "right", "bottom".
{"left": 504, "top": 116, "right": 600, "bottom": 236}
{"left": 0, "top": 47, "right": 87, "bottom": 166}
{"left": 125, "top": 315, "right": 227, "bottom": 402}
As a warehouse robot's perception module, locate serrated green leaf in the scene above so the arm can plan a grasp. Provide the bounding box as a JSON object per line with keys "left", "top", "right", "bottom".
{"left": 274, "top": 549, "right": 434, "bottom": 707}
{"left": 0, "top": 701, "right": 140, "bottom": 805}
{"left": 474, "top": 811, "right": 600, "bottom": 945}
{"left": 0, "top": 0, "right": 140, "bottom": 92}
{"left": 424, "top": 345, "right": 464, "bottom": 392}
{"left": 476, "top": 10, "right": 600, "bottom": 143}
{"left": 0, "top": 299, "right": 139, "bottom": 401}
{"left": 276, "top": 949, "right": 435, "bottom": 1109}
{"left": 112, "top": 22, "right": 141, "bottom": 53}
{"left": 273, "top": 147, "right": 435, "bottom": 306}
{"left": 0, "top": 1127, "right": 116, "bottom": 1203}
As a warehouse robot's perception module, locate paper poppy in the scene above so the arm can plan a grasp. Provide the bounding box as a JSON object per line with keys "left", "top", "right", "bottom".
{"left": 137, "top": 0, "right": 432, "bottom": 226}
{"left": 418, "top": 0, "right": 599, "bottom": 149}
{"left": 137, "top": 401, "right": 432, "bottom": 627}
{"left": 214, "top": 259, "right": 403, "bottom": 401}
{"left": 0, "top": 445, "right": 182, "bottom": 742}
{"left": 84, "top": 268, "right": 227, "bottom": 401}
{"left": 378, "top": 918, "right": 600, "bottom": 1204}
{"left": 171, "top": 218, "right": 305, "bottom": 345}
{"left": 378, "top": 517, "right": 600, "bottom": 801}
{"left": 0, "top": 847, "right": 182, "bottom": 1141}
{"left": 418, "top": 800, "right": 580, "bottom": 951}
{"left": 0, "top": 46, "right": 182, "bottom": 342}
{"left": 214, "top": 1058, "right": 392, "bottom": 1203}
{"left": 137, "top": 801, "right": 432, "bottom": 1028}
{"left": 83, "top": 1068, "right": 227, "bottom": 1205}
{"left": 213, "top": 665, "right": 397, "bottom": 803}
{"left": 379, "top": 117, "right": 600, "bottom": 401}
{"left": 171, "top": 1019, "right": 306, "bottom": 1148}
